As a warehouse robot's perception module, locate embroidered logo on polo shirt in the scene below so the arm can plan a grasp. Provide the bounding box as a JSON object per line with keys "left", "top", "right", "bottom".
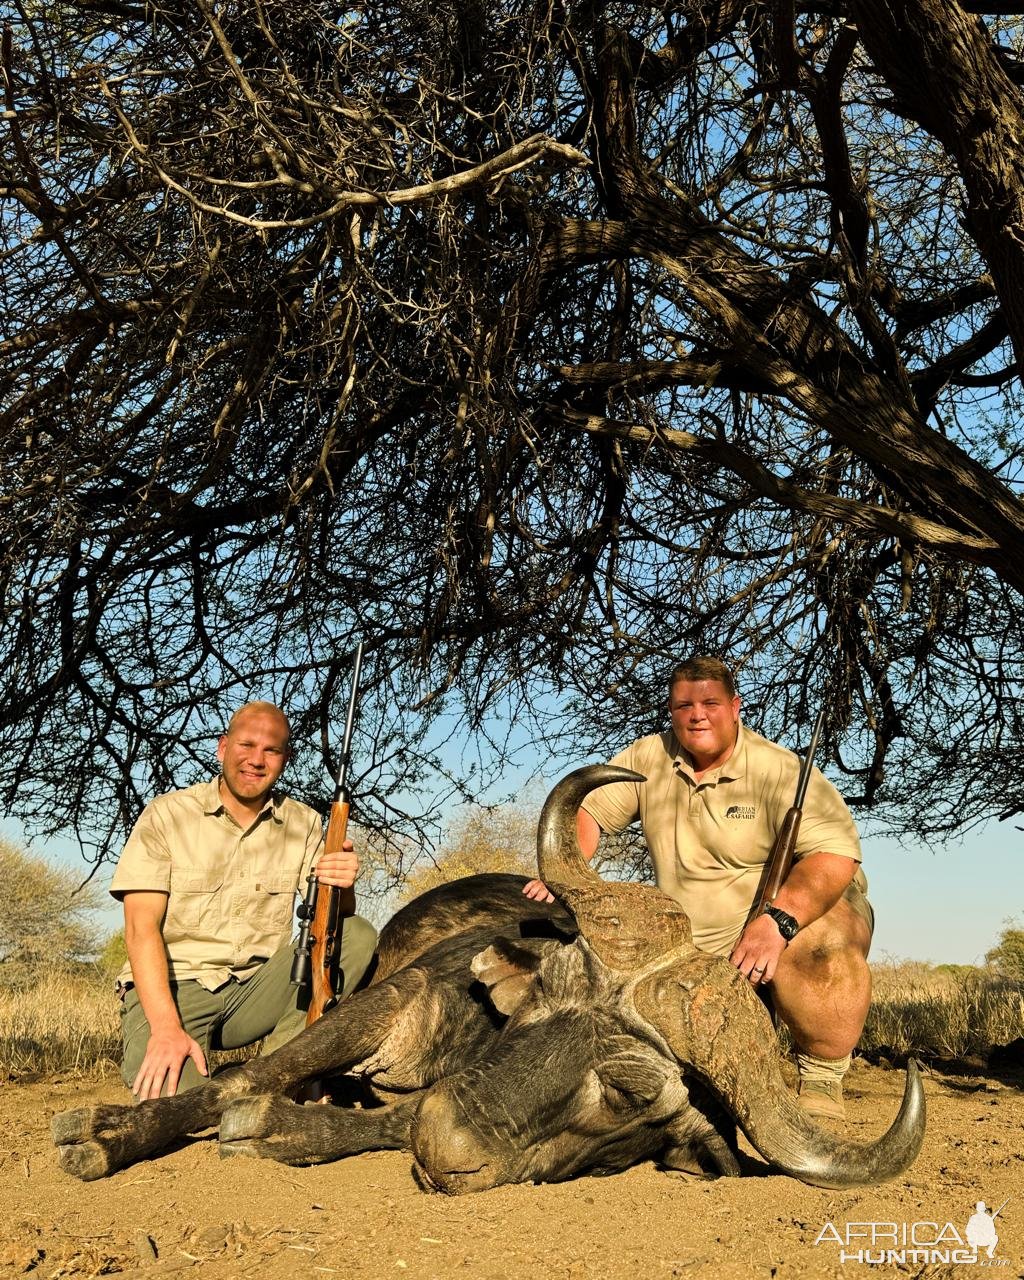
{"left": 725, "top": 805, "right": 756, "bottom": 819}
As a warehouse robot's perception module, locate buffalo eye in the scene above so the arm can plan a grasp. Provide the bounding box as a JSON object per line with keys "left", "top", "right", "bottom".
{"left": 595, "top": 1055, "right": 669, "bottom": 1110}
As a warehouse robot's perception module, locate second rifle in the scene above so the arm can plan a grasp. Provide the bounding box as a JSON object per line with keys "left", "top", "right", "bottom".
{"left": 745, "top": 706, "right": 826, "bottom": 927}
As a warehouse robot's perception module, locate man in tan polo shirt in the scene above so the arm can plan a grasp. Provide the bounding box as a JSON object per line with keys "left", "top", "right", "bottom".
{"left": 110, "top": 701, "right": 376, "bottom": 1100}
{"left": 524, "top": 656, "right": 874, "bottom": 1121}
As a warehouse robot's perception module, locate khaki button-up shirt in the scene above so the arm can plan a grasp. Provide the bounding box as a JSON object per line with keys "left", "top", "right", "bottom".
{"left": 581, "top": 723, "right": 866, "bottom": 957}
{"left": 110, "top": 778, "right": 323, "bottom": 991}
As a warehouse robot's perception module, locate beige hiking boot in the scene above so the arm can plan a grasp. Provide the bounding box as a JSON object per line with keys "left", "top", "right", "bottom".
{"left": 796, "top": 1077, "right": 846, "bottom": 1121}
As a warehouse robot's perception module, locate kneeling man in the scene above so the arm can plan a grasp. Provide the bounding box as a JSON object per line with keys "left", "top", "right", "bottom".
{"left": 110, "top": 701, "right": 376, "bottom": 1101}
{"left": 525, "top": 657, "right": 873, "bottom": 1121}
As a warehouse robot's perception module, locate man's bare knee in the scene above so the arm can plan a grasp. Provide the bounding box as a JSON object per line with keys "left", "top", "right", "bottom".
{"left": 774, "top": 908, "right": 869, "bottom": 1000}
{"left": 788, "top": 901, "right": 869, "bottom": 964}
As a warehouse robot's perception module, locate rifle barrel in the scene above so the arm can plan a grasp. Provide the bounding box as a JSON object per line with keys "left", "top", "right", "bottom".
{"left": 792, "top": 706, "right": 826, "bottom": 809}
{"left": 333, "top": 640, "right": 364, "bottom": 804}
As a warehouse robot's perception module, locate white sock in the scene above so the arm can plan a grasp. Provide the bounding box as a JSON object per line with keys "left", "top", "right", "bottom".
{"left": 796, "top": 1050, "right": 851, "bottom": 1083}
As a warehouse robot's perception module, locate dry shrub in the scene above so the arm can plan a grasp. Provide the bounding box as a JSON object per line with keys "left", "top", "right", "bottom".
{"left": 0, "top": 839, "right": 106, "bottom": 990}
{"left": 862, "top": 960, "right": 1024, "bottom": 1060}
{"left": 0, "top": 966, "right": 119, "bottom": 1078}
{"left": 399, "top": 804, "right": 539, "bottom": 904}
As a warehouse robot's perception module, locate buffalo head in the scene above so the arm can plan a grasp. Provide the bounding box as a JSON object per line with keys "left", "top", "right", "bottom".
{"left": 412, "top": 765, "right": 925, "bottom": 1193}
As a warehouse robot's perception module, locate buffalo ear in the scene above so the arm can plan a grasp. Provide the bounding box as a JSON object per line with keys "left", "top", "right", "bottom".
{"left": 470, "top": 939, "right": 547, "bottom": 1015}
{"left": 595, "top": 1054, "right": 672, "bottom": 1109}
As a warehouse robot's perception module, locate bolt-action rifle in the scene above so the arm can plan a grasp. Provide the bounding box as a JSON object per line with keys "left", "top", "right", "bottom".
{"left": 744, "top": 706, "right": 826, "bottom": 927}
{"left": 290, "top": 640, "right": 364, "bottom": 1024}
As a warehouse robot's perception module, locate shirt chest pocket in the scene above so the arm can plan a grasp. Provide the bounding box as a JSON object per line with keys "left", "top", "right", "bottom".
{"left": 250, "top": 872, "right": 298, "bottom": 942}
{"left": 167, "top": 870, "right": 223, "bottom": 940}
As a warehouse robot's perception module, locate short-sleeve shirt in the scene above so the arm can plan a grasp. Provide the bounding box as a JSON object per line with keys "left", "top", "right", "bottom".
{"left": 581, "top": 723, "right": 866, "bottom": 957}
{"left": 110, "top": 778, "right": 323, "bottom": 991}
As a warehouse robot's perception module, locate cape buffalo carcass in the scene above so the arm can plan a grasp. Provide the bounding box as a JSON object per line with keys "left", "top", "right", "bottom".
{"left": 53, "top": 766, "right": 925, "bottom": 1191}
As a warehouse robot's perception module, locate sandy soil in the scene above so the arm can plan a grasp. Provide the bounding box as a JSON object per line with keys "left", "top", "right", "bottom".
{"left": 1, "top": 1059, "right": 1020, "bottom": 1280}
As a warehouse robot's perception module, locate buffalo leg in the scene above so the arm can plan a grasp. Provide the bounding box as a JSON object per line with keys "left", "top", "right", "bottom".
{"left": 219, "top": 1093, "right": 421, "bottom": 1165}
{"left": 52, "top": 1082, "right": 229, "bottom": 1182}
{"left": 53, "top": 976, "right": 417, "bottom": 1180}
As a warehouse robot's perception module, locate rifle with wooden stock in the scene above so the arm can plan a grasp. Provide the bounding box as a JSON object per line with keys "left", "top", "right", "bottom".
{"left": 745, "top": 706, "right": 826, "bottom": 927}
{"left": 290, "top": 640, "right": 364, "bottom": 1024}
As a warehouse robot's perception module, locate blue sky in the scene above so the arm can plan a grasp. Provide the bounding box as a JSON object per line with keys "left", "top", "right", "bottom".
{"left": 859, "top": 822, "right": 1021, "bottom": 965}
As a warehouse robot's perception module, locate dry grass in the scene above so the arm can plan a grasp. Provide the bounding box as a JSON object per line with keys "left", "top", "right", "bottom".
{"left": 0, "top": 968, "right": 120, "bottom": 1080}
{"left": 862, "top": 960, "right": 1024, "bottom": 1061}
{"left": 0, "top": 967, "right": 252, "bottom": 1081}
{"left": 3, "top": 960, "right": 1023, "bottom": 1082}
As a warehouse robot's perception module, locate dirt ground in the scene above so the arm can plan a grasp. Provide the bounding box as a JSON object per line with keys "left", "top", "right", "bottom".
{"left": 1, "top": 1059, "right": 1020, "bottom": 1280}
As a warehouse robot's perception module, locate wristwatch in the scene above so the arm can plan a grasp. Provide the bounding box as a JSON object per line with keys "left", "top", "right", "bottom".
{"left": 763, "top": 903, "right": 800, "bottom": 942}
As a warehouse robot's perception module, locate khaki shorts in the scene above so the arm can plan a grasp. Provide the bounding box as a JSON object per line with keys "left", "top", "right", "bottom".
{"left": 842, "top": 879, "right": 875, "bottom": 937}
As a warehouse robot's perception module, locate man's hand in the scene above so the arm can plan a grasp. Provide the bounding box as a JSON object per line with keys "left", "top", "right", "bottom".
{"left": 729, "top": 913, "right": 789, "bottom": 985}
{"left": 132, "top": 1025, "right": 208, "bottom": 1101}
{"left": 522, "top": 879, "right": 555, "bottom": 903}
{"left": 315, "top": 838, "right": 359, "bottom": 889}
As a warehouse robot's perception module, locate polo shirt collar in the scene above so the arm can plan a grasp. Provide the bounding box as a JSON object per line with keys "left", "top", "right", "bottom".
{"left": 671, "top": 721, "right": 748, "bottom": 784}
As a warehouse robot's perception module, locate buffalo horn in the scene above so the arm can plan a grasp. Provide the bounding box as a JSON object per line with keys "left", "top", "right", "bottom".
{"left": 536, "top": 764, "right": 644, "bottom": 887}
{"left": 634, "top": 953, "right": 926, "bottom": 1187}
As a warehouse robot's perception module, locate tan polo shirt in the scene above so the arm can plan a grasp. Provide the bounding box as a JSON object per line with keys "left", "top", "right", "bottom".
{"left": 110, "top": 778, "right": 323, "bottom": 991}
{"left": 581, "top": 723, "right": 866, "bottom": 957}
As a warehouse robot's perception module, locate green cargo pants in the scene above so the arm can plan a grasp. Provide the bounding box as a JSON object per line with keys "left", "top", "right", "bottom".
{"left": 119, "top": 914, "right": 377, "bottom": 1096}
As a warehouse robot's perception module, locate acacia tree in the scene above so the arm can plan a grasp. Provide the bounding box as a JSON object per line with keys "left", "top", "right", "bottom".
{"left": 0, "top": 840, "right": 105, "bottom": 986}
{"left": 2, "top": 0, "right": 1023, "bottom": 862}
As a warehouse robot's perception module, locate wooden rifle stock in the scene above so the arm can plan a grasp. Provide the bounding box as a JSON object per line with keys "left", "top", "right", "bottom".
{"left": 306, "top": 798, "right": 357, "bottom": 1025}
{"left": 745, "top": 707, "right": 825, "bottom": 927}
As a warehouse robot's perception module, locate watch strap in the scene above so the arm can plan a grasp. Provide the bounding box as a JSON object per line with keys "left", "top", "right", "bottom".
{"left": 762, "top": 903, "right": 799, "bottom": 941}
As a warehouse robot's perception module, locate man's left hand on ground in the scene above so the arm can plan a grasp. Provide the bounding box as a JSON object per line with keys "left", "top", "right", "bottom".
{"left": 729, "top": 914, "right": 789, "bottom": 985}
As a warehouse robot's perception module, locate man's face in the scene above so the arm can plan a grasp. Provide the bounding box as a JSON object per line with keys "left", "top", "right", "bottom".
{"left": 668, "top": 679, "right": 741, "bottom": 770}
{"left": 217, "top": 709, "right": 290, "bottom": 808}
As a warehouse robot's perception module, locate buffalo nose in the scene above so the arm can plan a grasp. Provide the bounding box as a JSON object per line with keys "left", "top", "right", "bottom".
{"left": 413, "top": 1091, "right": 497, "bottom": 1194}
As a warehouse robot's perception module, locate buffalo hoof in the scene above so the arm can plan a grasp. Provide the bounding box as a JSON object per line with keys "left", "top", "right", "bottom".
{"left": 52, "top": 1106, "right": 133, "bottom": 1181}
{"left": 220, "top": 1094, "right": 317, "bottom": 1165}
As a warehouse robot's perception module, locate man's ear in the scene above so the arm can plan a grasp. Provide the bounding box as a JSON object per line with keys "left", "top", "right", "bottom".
{"left": 216, "top": 734, "right": 228, "bottom": 763}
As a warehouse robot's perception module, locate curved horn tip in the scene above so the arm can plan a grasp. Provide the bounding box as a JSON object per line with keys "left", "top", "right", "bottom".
{"left": 537, "top": 764, "right": 646, "bottom": 889}
{"left": 542, "top": 764, "right": 647, "bottom": 804}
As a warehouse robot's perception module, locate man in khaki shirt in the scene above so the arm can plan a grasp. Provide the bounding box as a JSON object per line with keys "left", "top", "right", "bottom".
{"left": 524, "top": 657, "right": 873, "bottom": 1122}
{"left": 111, "top": 701, "right": 376, "bottom": 1100}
